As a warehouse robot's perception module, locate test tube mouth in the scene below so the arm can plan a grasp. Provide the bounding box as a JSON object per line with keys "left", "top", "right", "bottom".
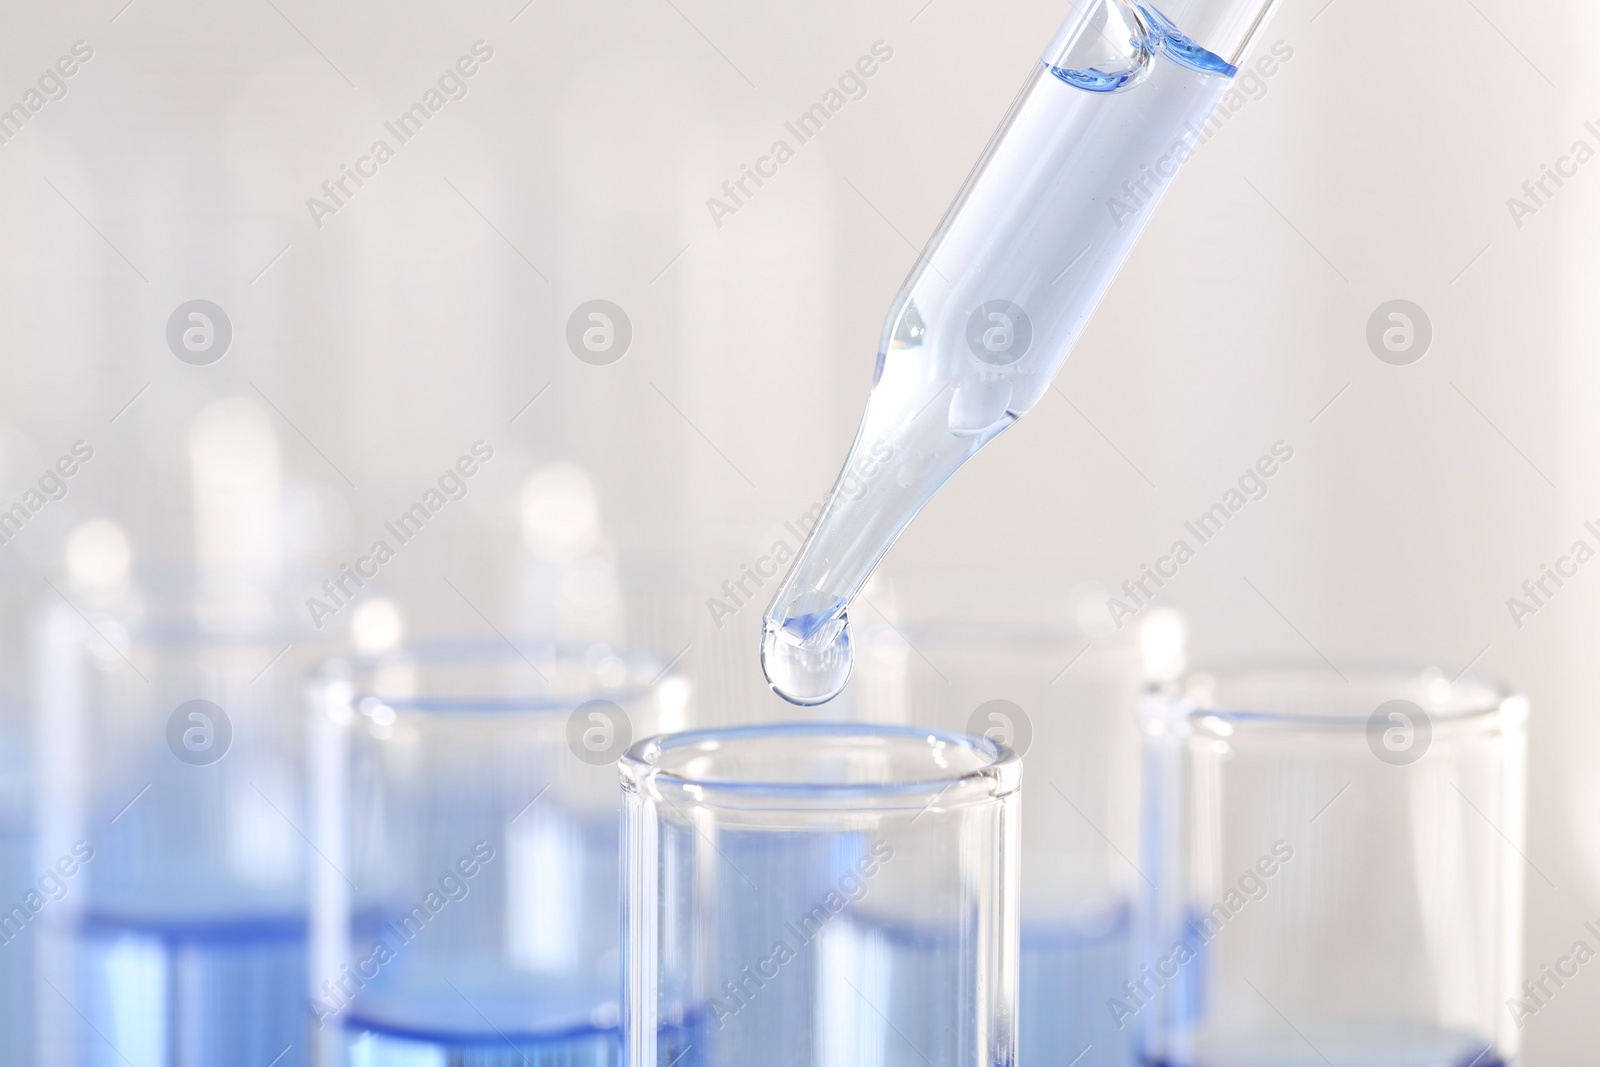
{"left": 621, "top": 722, "right": 1020, "bottom": 810}
{"left": 336, "top": 636, "right": 671, "bottom": 715}
{"left": 1159, "top": 661, "right": 1524, "bottom": 730}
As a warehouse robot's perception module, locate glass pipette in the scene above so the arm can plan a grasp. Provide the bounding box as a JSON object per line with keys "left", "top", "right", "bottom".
{"left": 762, "top": 0, "right": 1285, "bottom": 705}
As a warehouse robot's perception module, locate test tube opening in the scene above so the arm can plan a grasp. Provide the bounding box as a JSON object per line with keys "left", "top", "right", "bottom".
{"left": 622, "top": 723, "right": 1022, "bottom": 1067}
{"left": 623, "top": 722, "right": 1021, "bottom": 807}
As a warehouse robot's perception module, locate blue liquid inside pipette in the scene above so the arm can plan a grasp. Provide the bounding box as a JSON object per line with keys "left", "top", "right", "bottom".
{"left": 781, "top": 599, "right": 849, "bottom": 645}
{"left": 1135, "top": 5, "right": 1240, "bottom": 77}
{"left": 1049, "top": 3, "right": 1236, "bottom": 92}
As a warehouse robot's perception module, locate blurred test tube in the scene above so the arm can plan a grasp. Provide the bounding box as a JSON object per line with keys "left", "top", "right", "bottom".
{"left": 852, "top": 598, "right": 1164, "bottom": 1067}
{"left": 32, "top": 399, "right": 316, "bottom": 1067}
{"left": 308, "top": 628, "right": 685, "bottom": 1066}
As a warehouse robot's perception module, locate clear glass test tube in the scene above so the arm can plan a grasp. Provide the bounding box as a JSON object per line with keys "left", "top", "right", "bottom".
{"left": 621, "top": 723, "right": 1021, "bottom": 1067}
{"left": 32, "top": 610, "right": 311, "bottom": 1067}
{"left": 1137, "top": 665, "right": 1527, "bottom": 1067}
{"left": 853, "top": 620, "right": 1143, "bottom": 1067}
{"left": 309, "top": 639, "right": 685, "bottom": 1066}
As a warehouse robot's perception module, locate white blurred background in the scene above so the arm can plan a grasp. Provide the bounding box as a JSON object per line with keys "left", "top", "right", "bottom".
{"left": 0, "top": 0, "right": 1593, "bottom": 1059}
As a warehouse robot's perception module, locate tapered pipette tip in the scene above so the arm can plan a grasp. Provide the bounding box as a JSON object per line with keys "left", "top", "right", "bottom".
{"left": 760, "top": 612, "right": 855, "bottom": 706}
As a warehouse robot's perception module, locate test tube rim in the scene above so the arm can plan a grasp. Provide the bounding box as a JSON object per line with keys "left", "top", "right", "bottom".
{"left": 620, "top": 721, "right": 1021, "bottom": 807}
{"left": 336, "top": 636, "right": 670, "bottom": 714}
{"left": 1160, "top": 660, "right": 1522, "bottom": 730}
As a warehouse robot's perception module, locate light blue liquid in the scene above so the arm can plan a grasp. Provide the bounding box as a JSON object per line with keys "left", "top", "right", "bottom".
{"left": 53, "top": 913, "right": 307, "bottom": 1067}
{"left": 781, "top": 905, "right": 1138, "bottom": 1067}
{"left": 762, "top": 1, "right": 1241, "bottom": 705}
{"left": 1022, "top": 907, "right": 1137, "bottom": 1067}
{"left": 1141, "top": 915, "right": 1506, "bottom": 1067}
{"left": 653, "top": 828, "right": 881, "bottom": 1067}
{"left": 339, "top": 808, "right": 626, "bottom": 1067}
{"left": 810, "top": 914, "right": 1009, "bottom": 1067}
{"left": 0, "top": 808, "right": 34, "bottom": 1064}
{"left": 49, "top": 767, "right": 311, "bottom": 1066}
{"left": 342, "top": 969, "right": 618, "bottom": 1067}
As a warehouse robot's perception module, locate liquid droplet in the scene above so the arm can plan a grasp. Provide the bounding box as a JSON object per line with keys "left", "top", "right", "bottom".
{"left": 761, "top": 613, "right": 854, "bottom": 707}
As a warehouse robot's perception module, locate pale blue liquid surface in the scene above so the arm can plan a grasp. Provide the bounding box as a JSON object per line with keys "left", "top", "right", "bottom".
{"left": 768, "top": 908, "right": 1137, "bottom": 1067}
{"left": 653, "top": 828, "right": 874, "bottom": 1067}
{"left": 343, "top": 971, "right": 619, "bottom": 1067}
{"left": 802, "top": 914, "right": 1003, "bottom": 1067}
{"left": 0, "top": 813, "right": 34, "bottom": 1065}
{"left": 1023, "top": 908, "right": 1137, "bottom": 1067}
{"left": 1138, "top": 922, "right": 1506, "bottom": 1066}
{"left": 345, "top": 1017, "right": 618, "bottom": 1067}
{"left": 59, "top": 913, "right": 307, "bottom": 1067}
{"left": 0, "top": 723, "right": 31, "bottom": 1063}
{"left": 340, "top": 809, "right": 624, "bottom": 1067}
